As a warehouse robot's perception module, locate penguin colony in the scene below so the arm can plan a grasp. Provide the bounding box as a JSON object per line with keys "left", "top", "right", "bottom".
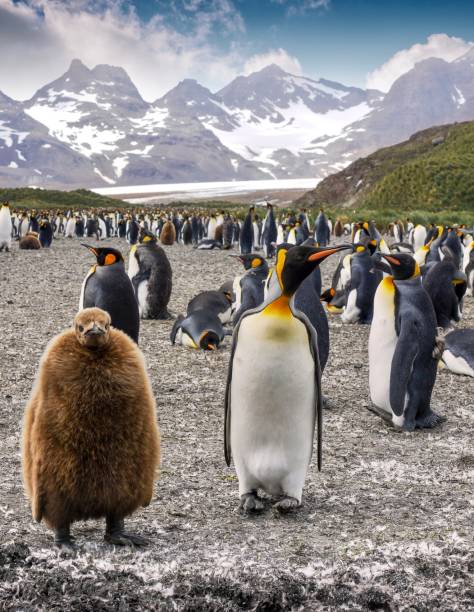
{"left": 0, "top": 199, "right": 471, "bottom": 544}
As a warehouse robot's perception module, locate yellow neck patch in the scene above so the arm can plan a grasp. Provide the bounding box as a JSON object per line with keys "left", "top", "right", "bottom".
{"left": 142, "top": 235, "right": 152, "bottom": 242}
{"left": 380, "top": 276, "right": 395, "bottom": 294}
{"left": 263, "top": 295, "right": 291, "bottom": 319}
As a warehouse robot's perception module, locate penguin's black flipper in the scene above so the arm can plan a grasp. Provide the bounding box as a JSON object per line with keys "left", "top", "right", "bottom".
{"left": 290, "top": 301, "right": 323, "bottom": 472}
{"left": 170, "top": 315, "right": 185, "bottom": 344}
{"left": 389, "top": 317, "right": 419, "bottom": 417}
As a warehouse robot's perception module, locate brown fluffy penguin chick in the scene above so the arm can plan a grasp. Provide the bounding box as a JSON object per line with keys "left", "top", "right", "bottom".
{"left": 19, "top": 232, "right": 41, "bottom": 249}
{"left": 22, "top": 307, "right": 160, "bottom": 548}
{"left": 160, "top": 220, "right": 176, "bottom": 245}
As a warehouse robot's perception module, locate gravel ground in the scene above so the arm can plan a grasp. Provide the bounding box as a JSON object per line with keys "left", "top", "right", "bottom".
{"left": 0, "top": 238, "right": 473, "bottom": 611}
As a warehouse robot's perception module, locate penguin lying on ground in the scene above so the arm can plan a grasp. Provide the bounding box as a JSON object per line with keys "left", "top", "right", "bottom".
{"left": 196, "top": 239, "right": 222, "bottom": 250}
{"left": 170, "top": 310, "right": 226, "bottom": 350}
{"left": 187, "top": 289, "right": 233, "bottom": 324}
{"left": 369, "top": 253, "right": 445, "bottom": 431}
{"left": 22, "top": 308, "right": 160, "bottom": 547}
{"left": 231, "top": 254, "right": 269, "bottom": 325}
{"left": 128, "top": 229, "right": 173, "bottom": 320}
{"left": 225, "top": 244, "right": 349, "bottom": 514}
{"left": 440, "top": 329, "right": 474, "bottom": 377}
{"left": 423, "top": 256, "right": 467, "bottom": 330}
{"left": 80, "top": 245, "right": 140, "bottom": 343}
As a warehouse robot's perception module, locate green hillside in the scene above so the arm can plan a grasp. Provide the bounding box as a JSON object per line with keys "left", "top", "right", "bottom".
{"left": 0, "top": 187, "right": 126, "bottom": 210}
{"left": 296, "top": 121, "right": 474, "bottom": 219}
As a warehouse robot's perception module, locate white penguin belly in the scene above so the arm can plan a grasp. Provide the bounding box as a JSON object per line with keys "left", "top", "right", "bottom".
{"left": 369, "top": 280, "right": 398, "bottom": 414}
{"left": 442, "top": 350, "right": 474, "bottom": 377}
{"left": 137, "top": 280, "right": 149, "bottom": 318}
{"left": 230, "top": 313, "right": 315, "bottom": 500}
{"left": 341, "top": 289, "right": 360, "bottom": 323}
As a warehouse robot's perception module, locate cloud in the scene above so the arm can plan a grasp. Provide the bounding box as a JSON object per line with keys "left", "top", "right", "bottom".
{"left": 244, "top": 48, "right": 302, "bottom": 76}
{"left": 366, "top": 33, "right": 474, "bottom": 92}
{"left": 0, "top": 0, "right": 245, "bottom": 101}
{"left": 270, "top": 0, "right": 330, "bottom": 16}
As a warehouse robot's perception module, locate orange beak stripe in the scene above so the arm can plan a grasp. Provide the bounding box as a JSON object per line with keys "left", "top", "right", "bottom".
{"left": 308, "top": 247, "right": 341, "bottom": 261}
{"left": 384, "top": 256, "right": 401, "bottom": 266}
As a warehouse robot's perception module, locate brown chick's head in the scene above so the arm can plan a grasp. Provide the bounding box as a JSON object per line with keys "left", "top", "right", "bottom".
{"left": 74, "top": 308, "right": 111, "bottom": 350}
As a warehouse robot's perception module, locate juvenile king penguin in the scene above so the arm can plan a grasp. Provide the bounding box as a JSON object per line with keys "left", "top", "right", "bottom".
{"left": 80, "top": 245, "right": 140, "bottom": 343}
{"left": 225, "top": 244, "right": 348, "bottom": 513}
{"left": 22, "top": 308, "right": 160, "bottom": 547}
{"left": 128, "top": 229, "right": 173, "bottom": 320}
{"left": 0, "top": 202, "right": 12, "bottom": 252}
{"left": 369, "top": 253, "right": 445, "bottom": 431}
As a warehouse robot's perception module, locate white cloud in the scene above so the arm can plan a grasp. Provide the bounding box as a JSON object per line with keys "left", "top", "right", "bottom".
{"left": 270, "top": 0, "right": 330, "bottom": 16}
{"left": 244, "top": 48, "right": 302, "bottom": 76}
{"left": 0, "top": 0, "right": 245, "bottom": 101}
{"left": 366, "top": 33, "right": 474, "bottom": 92}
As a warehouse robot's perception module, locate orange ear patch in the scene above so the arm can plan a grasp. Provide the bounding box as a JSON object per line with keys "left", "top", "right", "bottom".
{"left": 104, "top": 254, "right": 116, "bottom": 265}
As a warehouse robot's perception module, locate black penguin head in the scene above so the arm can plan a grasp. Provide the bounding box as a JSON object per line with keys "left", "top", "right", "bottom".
{"left": 82, "top": 244, "right": 124, "bottom": 266}
{"left": 139, "top": 228, "right": 157, "bottom": 244}
{"left": 276, "top": 244, "right": 352, "bottom": 296}
{"left": 75, "top": 307, "right": 111, "bottom": 350}
{"left": 382, "top": 253, "right": 420, "bottom": 280}
{"left": 231, "top": 253, "right": 267, "bottom": 271}
{"left": 199, "top": 331, "right": 220, "bottom": 350}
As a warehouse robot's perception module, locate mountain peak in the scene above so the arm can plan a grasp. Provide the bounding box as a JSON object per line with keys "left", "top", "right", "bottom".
{"left": 253, "top": 63, "right": 288, "bottom": 77}
{"left": 67, "top": 58, "right": 91, "bottom": 75}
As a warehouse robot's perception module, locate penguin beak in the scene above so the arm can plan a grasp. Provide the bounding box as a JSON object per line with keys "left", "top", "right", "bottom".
{"left": 382, "top": 255, "right": 402, "bottom": 266}
{"left": 81, "top": 243, "right": 98, "bottom": 256}
{"left": 307, "top": 244, "right": 352, "bottom": 262}
{"left": 207, "top": 343, "right": 216, "bottom": 350}
{"left": 85, "top": 323, "right": 105, "bottom": 337}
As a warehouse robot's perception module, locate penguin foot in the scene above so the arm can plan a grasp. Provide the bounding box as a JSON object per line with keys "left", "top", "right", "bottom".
{"left": 105, "top": 517, "right": 150, "bottom": 547}
{"left": 432, "top": 334, "right": 445, "bottom": 360}
{"left": 415, "top": 412, "right": 447, "bottom": 429}
{"left": 239, "top": 492, "right": 264, "bottom": 514}
{"left": 273, "top": 497, "right": 300, "bottom": 514}
{"left": 54, "top": 527, "right": 76, "bottom": 549}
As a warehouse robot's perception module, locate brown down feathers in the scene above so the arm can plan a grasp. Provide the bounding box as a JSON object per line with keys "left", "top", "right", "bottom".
{"left": 22, "top": 317, "right": 160, "bottom": 530}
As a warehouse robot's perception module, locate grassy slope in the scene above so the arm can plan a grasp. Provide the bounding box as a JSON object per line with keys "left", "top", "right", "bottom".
{"left": 0, "top": 187, "right": 126, "bottom": 209}
{"left": 296, "top": 121, "right": 474, "bottom": 224}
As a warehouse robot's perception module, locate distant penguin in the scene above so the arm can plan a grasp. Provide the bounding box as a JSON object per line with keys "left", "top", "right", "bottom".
{"left": 160, "top": 220, "right": 176, "bottom": 246}
{"left": 464, "top": 243, "right": 474, "bottom": 296}
{"left": 315, "top": 210, "right": 330, "bottom": 246}
{"left": 341, "top": 244, "right": 382, "bottom": 324}
{"left": 65, "top": 216, "right": 76, "bottom": 238}
{"left": 412, "top": 224, "right": 427, "bottom": 251}
{"left": 369, "top": 253, "right": 445, "bottom": 431}
{"left": 441, "top": 329, "right": 474, "bottom": 377}
{"left": 334, "top": 219, "right": 343, "bottom": 237}
{"left": 80, "top": 245, "right": 140, "bottom": 343}
{"left": 207, "top": 215, "right": 218, "bottom": 240}
{"left": 170, "top": 310, "right": 226, "bottom": 350}
{"left": 182, "top": 219, "right": 193, "bottom": 245}
{"left": 423, "top": 258, "right": 467, "bottom": 330}
{"left": 222, "top": 215, "right": 234, "bottom": 249}
{"left": 0, "top": 202, "right": 12, "bottom": 252}
{"left": 128, "top": 229, "right": 173, "bottom": 320}
{"left": 261, "top": 204, "right": 277, "bottom": 258}
{"left": 18, "top": 214, "right": 29, "bottom": 239}
{"left": 86, "top": 217, "right": 100, "bottom": 240}
{"left": 127, "top": 217, "right": 140, "bottom": 245}
{"left": 22, "top": 307, "right": 160, "bottom": 547}
{"left": 196, "top": 239, "right": 222, "bottom": 250}
{"left": 98, "top": 216, "right": 107, "bottom": 240}
{"left": 240, "top": 207, "right": 254, "bottom": 255}
{"left": 19, "top": 232, "right": 41, "bottom": 250}
{"left": 231, "top": 254, "right": 269, "bottom": 325}
{"left": 39, "top": 220, "right": 53, "bottom": 248}
{"left": 75, "top": 217, "right": 85, "bottom": 238}
{"left": 225, "top": 244, "right": 348, "bottom": 513}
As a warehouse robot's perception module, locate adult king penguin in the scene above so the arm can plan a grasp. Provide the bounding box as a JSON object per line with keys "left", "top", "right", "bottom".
{"left": 369, "top": 253, "right": 445, "bottom": 431}
{"left": 0, "top": 202, "right": 12, "bottom": 252}
{"left": 225, "top": 244, "right": 348, "bottom": 513}
{"left": 80, "top": 245, "right": 140, "bottom": 343}
{"left": 128, "top": 229, "right": 173, "bottom": 320}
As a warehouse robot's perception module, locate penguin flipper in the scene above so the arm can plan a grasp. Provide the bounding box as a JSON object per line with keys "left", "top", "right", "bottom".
{"left": 290, "top": 301, "right": 323, "bottom": 472}
{"left": 170, "top": 315, "right": 185, "bottom": 344}
{"left": 389, "top": 318, "right": 419, "bottom": 417}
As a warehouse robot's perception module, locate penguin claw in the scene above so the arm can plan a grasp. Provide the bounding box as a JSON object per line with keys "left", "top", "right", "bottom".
{"left": 239, "top": 493, "right": 264, "bottom": 514}
{"left": 415, "top": 412, "right": 447, "bottom": 429}
{"left": 273, "top": 497, "right": 300, "bottom": 514}
{"left": 105, "top": 531, "right": 150, "bottom": 547}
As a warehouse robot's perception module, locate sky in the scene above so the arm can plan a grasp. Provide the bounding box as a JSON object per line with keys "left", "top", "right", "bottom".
{"left": 1, "top": 0, "right": 474, "bottom": 101}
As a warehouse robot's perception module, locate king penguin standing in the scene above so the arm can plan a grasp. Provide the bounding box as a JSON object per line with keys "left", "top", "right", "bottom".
{"left": 225, "top": 244, "right": 348, "bottom": 513}
{"left": 369, "top": 253, "right": 445, "bottom": 431}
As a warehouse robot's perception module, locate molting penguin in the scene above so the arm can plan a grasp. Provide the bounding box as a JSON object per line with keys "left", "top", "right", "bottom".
{"left": 441, "top": 328, "right": 474, "bottom": 377}
{"left": 225, "top": 244, "right": 348, "bottom": 513}
{"left": 369, "top": 253, "right": 445, "bottom": 431}
{"left": 80, "top": 245, "right": 140, "bottom": 343}
{"left": 0, "top": 202, "right": 12, "bottom": 252}
{"left": 128, "top": 229, "right": 173, "bottom": 320}
{"left": 22, "top": 307, "right": 160, "bottom": 547}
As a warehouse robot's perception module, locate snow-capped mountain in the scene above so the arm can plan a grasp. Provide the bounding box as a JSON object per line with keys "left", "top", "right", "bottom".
{"left": 1, "top": 51, "right": 474, "bottom": 189}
